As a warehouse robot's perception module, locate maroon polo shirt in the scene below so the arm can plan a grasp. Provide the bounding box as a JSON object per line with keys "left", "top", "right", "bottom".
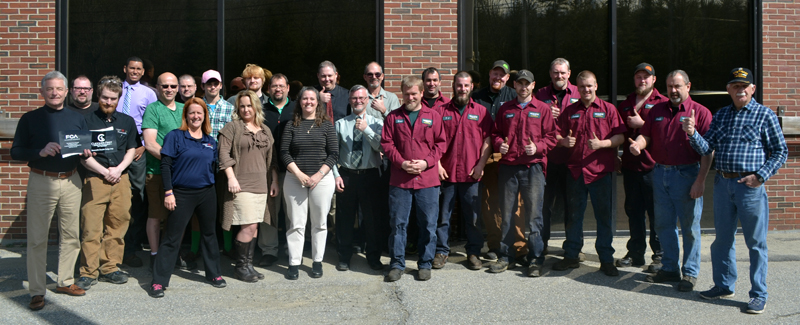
{"left": 492, "top": 98, "right": 558, "bottom": 172}
{"left": 422, "top": 91, "right": 450, "bottom": 110}
{"left": 536, "top": 82, "right": 580, "bottom": 165}
{"left": 640, "top": 96, "right": 712, "bottom": 166}
{"left": 436, "top": 98, "right": 493, "bottom": 183}
{"left": 381, "top": 105, "right": 447, "bottom": 189}
{"left": 559, "top": 98, "right": 627, "bottom": 184}
{"left": 617, "top": 88, "right": 668, "bottom": 172}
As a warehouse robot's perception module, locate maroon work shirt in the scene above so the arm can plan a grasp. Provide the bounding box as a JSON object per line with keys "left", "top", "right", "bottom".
{"left": 381, "top": 105, "right": 447, "bottom": 189}
{"left": 559, "top": 98, "right": 627, "bottom": 184}
{"left": 422, "top": 91, "right": 450, "bottom": 110}
{"left": 617, "top": 88, "right": 668, "bottom": 172}
{"left": 640, "top": 96, "right": 712, "bottom": 166}
{"left": 535, "top": 82, "right": 580, "bottom": 165}
{"left": 436, "top": 98, "right": 493, "bottom": 183}
{"left": 492, "top": 98, "right": 558, "bottom": 172}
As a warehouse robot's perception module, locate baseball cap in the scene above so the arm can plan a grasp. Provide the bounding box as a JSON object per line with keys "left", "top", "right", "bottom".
{"left": 516, "top": 69, "right": 534, "bottom": 83}
{"left": 492, "top": 60, "right": 510, "bottom": 74}
{"left": 728, "top": 67, "right": 753, "bottom": 84}
{"left": 202, "top": 70, "right": 222, "bottom": 84}
{"left": 634, "top": 63, "right": 655, "bottom": 76}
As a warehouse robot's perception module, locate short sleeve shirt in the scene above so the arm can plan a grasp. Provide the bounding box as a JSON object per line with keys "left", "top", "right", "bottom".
{"left": 160, "top": 129, "right": 217, "bottom": 189}
{"left": 142, "top": 101, "right": 184, "bottom": 174}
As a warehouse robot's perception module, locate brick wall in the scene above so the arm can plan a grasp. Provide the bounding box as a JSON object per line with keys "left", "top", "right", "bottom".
{"left": 0, "top": 0, "right": 57, "bottom": 242}
{"left": 383, "top": 0, "right": 458, "bottom": 98}
{"left": 763, "top": 0, "right": 800, "bottom": 230}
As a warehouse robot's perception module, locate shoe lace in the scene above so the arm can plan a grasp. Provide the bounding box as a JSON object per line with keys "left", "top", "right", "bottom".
{"left": 749, "top": 297, "right": 764, "bottom": 305}
{"left": 152, "top": 284, "right": 163, "bottom": 291}
{"left": 213, "top": 276, "right": 223, "bottom": 281}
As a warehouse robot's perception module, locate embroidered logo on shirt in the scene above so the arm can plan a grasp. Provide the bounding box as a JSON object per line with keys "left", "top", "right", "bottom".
{"left": 421, "top": 118, "right": 433, "bottom": 126}
{"left": 593, "top": 112, "right": 606, "bottom": 118}
{"left": 622, "top": 106, "right": 632, "bottom": 111}
{"left": 679, "top": 116, "right": 689, "bottom": 122}
{"left": 570, "top": 113, "right": 580, "bottom": 119}
{"left": 395, "top": 119, "right": 405, "bottom": 124}
{"left": 654, "top": 116, "right": 665, "bottom": 122}
{"left": 528, "top": 112, "right": 541, "bottom": 118}
{"left": 645, "top": 104, "right": 655, "bottom": 109}
{"left": 570, "top": 98, "right": 579, "bottom": 104}
{"left": 443, "top": 116, "right": 453, "bottom": 121}
{"left": 505, "top": 113, "right": 515, "bottom": 118}
{"left": 202, "top": 143, "right": 214, "bottom": 149}
{"left": 467, "top": 114, "right": 479, "bottom": 121}
{"left": 544, "top": 99, "right": 552, "bottom": 104}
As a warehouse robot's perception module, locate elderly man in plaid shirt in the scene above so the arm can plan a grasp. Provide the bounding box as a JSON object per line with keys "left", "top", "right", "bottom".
{"left": 684, "top": 67, "right": 787, "bottom": 314}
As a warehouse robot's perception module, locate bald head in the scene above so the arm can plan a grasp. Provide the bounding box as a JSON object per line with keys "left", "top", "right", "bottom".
{"left": 156, "top": 72, "right": 179, "bottom": 103}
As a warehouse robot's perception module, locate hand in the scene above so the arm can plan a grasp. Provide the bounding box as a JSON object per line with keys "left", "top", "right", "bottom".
{"left": 106, "top": 166, "right": 123, "bottom": 184}
{"left": 412, "top": 159, "right": 428, "bottom": 172}
{"left": 550, "top": 100, "right": 560, "bottom": 118}
{"left": 627, "top": 107, "right": 645, "bottom": 129}
{"left": 689, "top": 179, "right": 705, "bottom": 199}
{"left": 628, "top": 138, "right": 642, "bottom": 156}
{"left": 39, "top": 142, "right": 61, "bottom": 157}
{"left": 269, "top": 181, "right": 280, "bottom": 197}
{"left": 335, "top": 176, "right": 345, "bottom": 193}
{"left": 295, "top": 172, "right": 310, "bottom": 188}
{"left": 738, "top": 174, "right": 762, "bottom": 188}
{"left": 469, "top": 164, "right": 485, "bottom": 181}
{"left": 164, "top": 194, "right": 176, "bottom": 211}
{"left": 319, "top": 89, "right": 331, "bottom": 103}
{"left": 307, "top": 172, "right": 323, "bottom": 190}
{"left": 228, "top": 176, "right": 241, "bottom": 194}
{"left": 588, "top": 132, "right": 605, "bottom": 150}
{"left": 682, "top": 109, "right": 696, "bottom": 136}
{"left": 371, "top": 95, "right": 386, "bottom": 114}
{"left": 401, "top": 161, "right": 418, "bottom": 174}
{"left": 524, "top": 137, "right": 537, "bottom": 156}
{"left": 438, "top": 162, "right": 449, "bottom": 181}
{"left": 355, "top": 117, "right": 367, "bottom": 131}
{"left": 499, "top": 137, "right": 509, "bottom": 155}
{"left": 560, "top": 130, "right": 576, "bottom": 148}
{"left": 134, "top": 146, "right": 146, "bottom": 161}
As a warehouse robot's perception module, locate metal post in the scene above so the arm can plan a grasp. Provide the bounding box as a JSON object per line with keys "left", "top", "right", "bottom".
{"left": 217, "top": 0, "right": 225, "bottom": 91}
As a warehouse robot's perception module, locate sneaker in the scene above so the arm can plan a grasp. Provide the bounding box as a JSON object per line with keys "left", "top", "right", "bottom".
{"left": 285, "top": 265, "right": 299, "bottom": 280}
{"left": 615, "top": 255, "right": 645, "bottom": 267}
{"left": 678, "top": 275, "right": 697, "bottom": 292}
{"left": 552, "top": 258, "right": 580, "bottom": 271}
{"left": 148, "top": 283, "right": 165, "bottom": 298}
{"left": 258, "top": 255, "right": 278, "bottom": 267}
{"left": 645, "top": 270, "right": 681, "bottom": 283}
{"left": 75, "top": 277, "right": 97, "bottom": 290}
{"left": 210, "top": 276, "right": 227, "bottom": 288}
{"left": 417, "top": 268, "right": 431, "bottom": 281}
{"left": 699, "top": 286, "right": 735, "bottom": 300}
{"left": 489, "top": 260, "right": 509, "bottom": 273}
{"left": 122, "top": 253, "right": 143, "bottom": 267}
{"left": 526, "top": 264, "right": 542, "bottom": 277}
{"left": 385, "top": 268, "right": 403, "bottom": 282}
{"left": 311, "top": 262, "right": 323, "bottom": 278}
{"left": 599, "top": 262, "right": 619, "bottom": 276}
{"left": 99, "top": 271, "right": 129, "bottom": 284}
{"left": 746, "top": 297, "right": 766, "bottom": 314}
{"left": 432, "top": 254, "right": 447, "bottom": 269}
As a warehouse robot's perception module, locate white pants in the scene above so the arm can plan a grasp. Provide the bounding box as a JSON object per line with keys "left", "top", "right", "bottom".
{"left": 283, "top": 172, "right": 335, "bottom": 266}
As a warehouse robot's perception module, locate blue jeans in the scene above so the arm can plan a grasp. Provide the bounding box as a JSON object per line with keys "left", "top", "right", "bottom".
{"left": 498, "top": 164, "right": 546, "bottom": 265}
{"left": 622, "top": 168, "right": 661, "bottom": 260}
{"left": 564, "top": 173, "right": 615, "bottom": 263}
{"left": 652, "top": 163, "right": 702, "bottom": 277}
{"left": 711, "top": 173, "right": 769, "bottom": 300}
{"left": 388, "top": 186, "right": 439, "bottom": 270}
{"left": 438, "top": 181, "right": 484, "bottom": 256}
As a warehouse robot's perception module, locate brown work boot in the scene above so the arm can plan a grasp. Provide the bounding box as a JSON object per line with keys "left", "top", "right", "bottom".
{"left": 466, "top": 255, "right": 482, "bottom": 270}
{"left": 432, "top": 253, "right": 448, "bottom": 269}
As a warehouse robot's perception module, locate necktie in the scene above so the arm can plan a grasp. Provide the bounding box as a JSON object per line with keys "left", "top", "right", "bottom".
{"left": 326, "top": 98, "right": 334, "bottom": 125}
{"left": 122, "top": 86, "right": 132, "bottom": 115}
{"left": 352, "top": 116, "right": 363, "bottom": 167}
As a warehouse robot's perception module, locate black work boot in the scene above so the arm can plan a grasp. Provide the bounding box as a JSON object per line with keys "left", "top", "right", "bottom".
{"left": 233, "top": 240, "right": 258, "bottom": 283}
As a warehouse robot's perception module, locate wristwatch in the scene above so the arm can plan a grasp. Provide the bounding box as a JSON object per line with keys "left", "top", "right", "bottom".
{"left": 756, "top": 173, "right": 764, "bottom": 183}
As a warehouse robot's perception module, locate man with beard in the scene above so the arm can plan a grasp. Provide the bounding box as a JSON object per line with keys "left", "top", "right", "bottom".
{"left": 177, "top": 74, "right": 197, "bottom": 104}
{"left": 534, "top": 58, "right": 579, "bottom": 255}
{"left": 74, "top": 76, "right": 138, "bottom": 290}
{"left": 489, "top": 70, "right": 557, "bottom": 276}
{"left": 432, "top": 71, "right": 492, "bottom": 270}
{"left": 332, "top": 85, "right": 386, "bottom": 271}
{"left": 382, "top": 76, "right": 446, "bottom": 282}
{"left": 364, "top": 62, "right": 401, "bottom": 119}
{"left": 227, "top": 64, "right": 272, "bottom": 109}
{"left": 316, "top": 60, "right": 350, "bottom": 122}
{"left": 421, "top": 67, "right": 450, "bottom": 110}
{"left": 257, "top": 73, "right": 295, "bottom": 267}
{"left": 66, "top": 75, "right": 99, "bottom": 117}
{"left": 118, "top": 57, "right": 157, "bottom": 268}
{"left": 630, "top": 70, "right": 713, "bottom": 292}
{"left": 615, "top": 63, "right": 667, "bottom": 272}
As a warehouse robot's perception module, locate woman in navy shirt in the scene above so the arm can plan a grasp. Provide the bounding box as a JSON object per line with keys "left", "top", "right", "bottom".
{"left": 148, "top": 98, "right": 226, "bottom": 298}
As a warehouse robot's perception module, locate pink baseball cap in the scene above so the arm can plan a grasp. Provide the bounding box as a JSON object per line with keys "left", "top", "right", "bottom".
{"left": 202, "top": 70, "right": 222, "bottom": 84}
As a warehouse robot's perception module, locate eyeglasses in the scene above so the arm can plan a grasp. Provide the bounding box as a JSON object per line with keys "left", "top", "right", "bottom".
{"left": 160, "top": 84, "right": 178, "bottom": 89}
{"left": 72, "top": 87, "right": 92, "bottom": 92}
{"left": 365, "top": 72, "right": 382, "bottom": 78}
{"left": 350, "top": 96, "right": 368, "bottom": 102}
{"left": 270, "top": 85, "right": 287, "bottom": 90}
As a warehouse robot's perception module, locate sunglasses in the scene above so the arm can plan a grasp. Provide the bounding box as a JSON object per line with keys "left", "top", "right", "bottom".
{"left": 160, "top": 84, "right": 178, "bottom": 89}
{"left": 366, "top": 72, "right": 382, "bottom": 78}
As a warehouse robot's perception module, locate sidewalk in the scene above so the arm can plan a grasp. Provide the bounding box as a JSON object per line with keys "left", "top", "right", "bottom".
{"left": 1, "top": 231, "right": 799, "bottom": 324}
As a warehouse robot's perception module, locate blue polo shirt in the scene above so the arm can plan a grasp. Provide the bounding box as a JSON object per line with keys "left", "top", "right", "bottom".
{"left": 160, "top": 129, "right": 217, "bottom": 189}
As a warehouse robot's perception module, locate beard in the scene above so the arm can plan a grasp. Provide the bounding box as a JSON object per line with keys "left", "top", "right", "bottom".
{"left": 454, "top": 93, "right": 470, "bottom": 106}
{"left": 635, "top": 84, "right": 653, "bottom": 96}
{"left": 554, "top": 80, "right": 567, "bottom": 89}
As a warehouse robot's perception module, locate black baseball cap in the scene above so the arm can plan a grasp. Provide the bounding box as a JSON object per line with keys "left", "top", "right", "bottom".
{"left": 516, "top": 69, "right": 534, "bottom": 83}
{"left": 728, "top": 67, "right": 753, "bottom": 84}
{"left": 492, "top": 60, "right": 510, "bottom": 74}
{"left": 634, "top": 63, "right": 655, "bottom": 76}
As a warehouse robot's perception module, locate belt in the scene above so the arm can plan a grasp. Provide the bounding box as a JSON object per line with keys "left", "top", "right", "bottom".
{"left": 31, "top": 168, "right": 76, "bottom": 179}
{"left": 657, "top": 163, "right": 697, "bottom": 170}
{"left": 720, "top": 171, "right": 755, "bottom": 179}
{"left": 339, "top": 167, "right": 377, "bottom": 175}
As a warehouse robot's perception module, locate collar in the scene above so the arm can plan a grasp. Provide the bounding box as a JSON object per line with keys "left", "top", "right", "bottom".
{"left": 369, "top": 87, "right": 387, "bottom": 99}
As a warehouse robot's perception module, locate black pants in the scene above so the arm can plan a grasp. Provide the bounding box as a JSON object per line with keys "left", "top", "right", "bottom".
{"left": 336, "top": 168, "right": 385, "bottom": 263}
{"left": 124, "top": 155, "right": 147, "bottom": 254}
{"left": 152, "top": 186, "right": 221, "bottom": 286}
{"left": 622, "top": 168, "right": 662, "bottom": 260}
{"left": 542, "top": 163, "right": 568, "bottom": 245}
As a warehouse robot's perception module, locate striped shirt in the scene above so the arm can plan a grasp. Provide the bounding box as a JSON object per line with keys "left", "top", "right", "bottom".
{"left": 280, "top": 119, "right": 339, "bottom": 175}
{"left": 689, "top": 99, "right": 787, "bottom": 181}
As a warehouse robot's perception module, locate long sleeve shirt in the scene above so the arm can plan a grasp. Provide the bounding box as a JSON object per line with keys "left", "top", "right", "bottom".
{"left": 280, "top": 119, "right": 338, "bottom": 175}
{"left": 381, "top": 105, "right": 447, "bottom": 189}
{"left": 492, "top": 98, "right": 558, "bottom": 170}
{"left": 116, "top": 81, "right": 157, "bottom": 135}
{"left": 332, "top": 113, "right": 384, "bottom": 178}
{"left": 616, "top": 88, "right": 668, "bottom": 171}
{"left": 437, "top": 98, "right": 493, "bottom": 183}
{"left": 689, "top": 99, "right": 787, "bottom": 181}
{"left": 11, "top": 105, "right": 88, "bottom": 172}
{"left": 366, "top": 87, "right": 401, "bottom": 120}
{"left": 559, "top": 98, "right": 627, "bottom": 184}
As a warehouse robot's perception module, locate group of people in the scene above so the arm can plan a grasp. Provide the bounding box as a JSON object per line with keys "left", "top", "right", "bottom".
{"left": 13, "top": 55, "right": 785, "bottom": 314}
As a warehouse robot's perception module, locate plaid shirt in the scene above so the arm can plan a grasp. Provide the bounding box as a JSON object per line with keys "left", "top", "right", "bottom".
{"left": 689, "top": 99, "right": 787, "bottom": 181}
{"left": 206, "top": 97, "right": 235, "bottom": 140}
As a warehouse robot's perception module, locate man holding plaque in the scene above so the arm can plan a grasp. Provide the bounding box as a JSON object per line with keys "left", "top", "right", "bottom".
{"left": 74, "top": 76, "right": 138, "bottom": 290}
{"left": 12, "top": 71, "right": 94, "bottom": 310}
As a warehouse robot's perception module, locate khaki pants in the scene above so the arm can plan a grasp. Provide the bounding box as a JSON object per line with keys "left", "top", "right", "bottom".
{"left": 80, "top": 174, "right": 132, "bottom": 278}
{"left": 481, "top": 157, "right": 528, "bottom": 257}
{"left": 26, "top": 171, "right": 82, "bottom": 296}
{"left": 283, "top": 172, "right": 335, "bottom": 265}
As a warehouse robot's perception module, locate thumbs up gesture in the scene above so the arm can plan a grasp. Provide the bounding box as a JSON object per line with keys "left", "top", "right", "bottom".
{"left": 499, "top": 137, "right": 510, "bottom": 155}
{"left": 627, "top": 107, "right": 645, "bottom": 129}
{"left": 682, "top": 109, "right": 696, "bottom": 136}
{"left": 550, "top": 99, "right": 560, "bottom": 118}
{"left": 524, "top": 137, "right": 537, "bottom": 156}
{"left": 319, "top": 88, "right": 332, "bottom": 103}
{"left": 588, "top": 132, "right": 604, "bottom": 150}
{"left": 560, "top": 130, "right": 576, "bottom": 148}
{"left": 628, "top": 138, "right": 642, "bottom": 156}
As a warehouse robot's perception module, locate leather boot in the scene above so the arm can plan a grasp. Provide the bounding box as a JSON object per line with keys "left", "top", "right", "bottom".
{"left": 247, "top": 239, "right": 264, "bottom": 280}
{"left": 234, "top": 240, "right": 258, "bottom": 283}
